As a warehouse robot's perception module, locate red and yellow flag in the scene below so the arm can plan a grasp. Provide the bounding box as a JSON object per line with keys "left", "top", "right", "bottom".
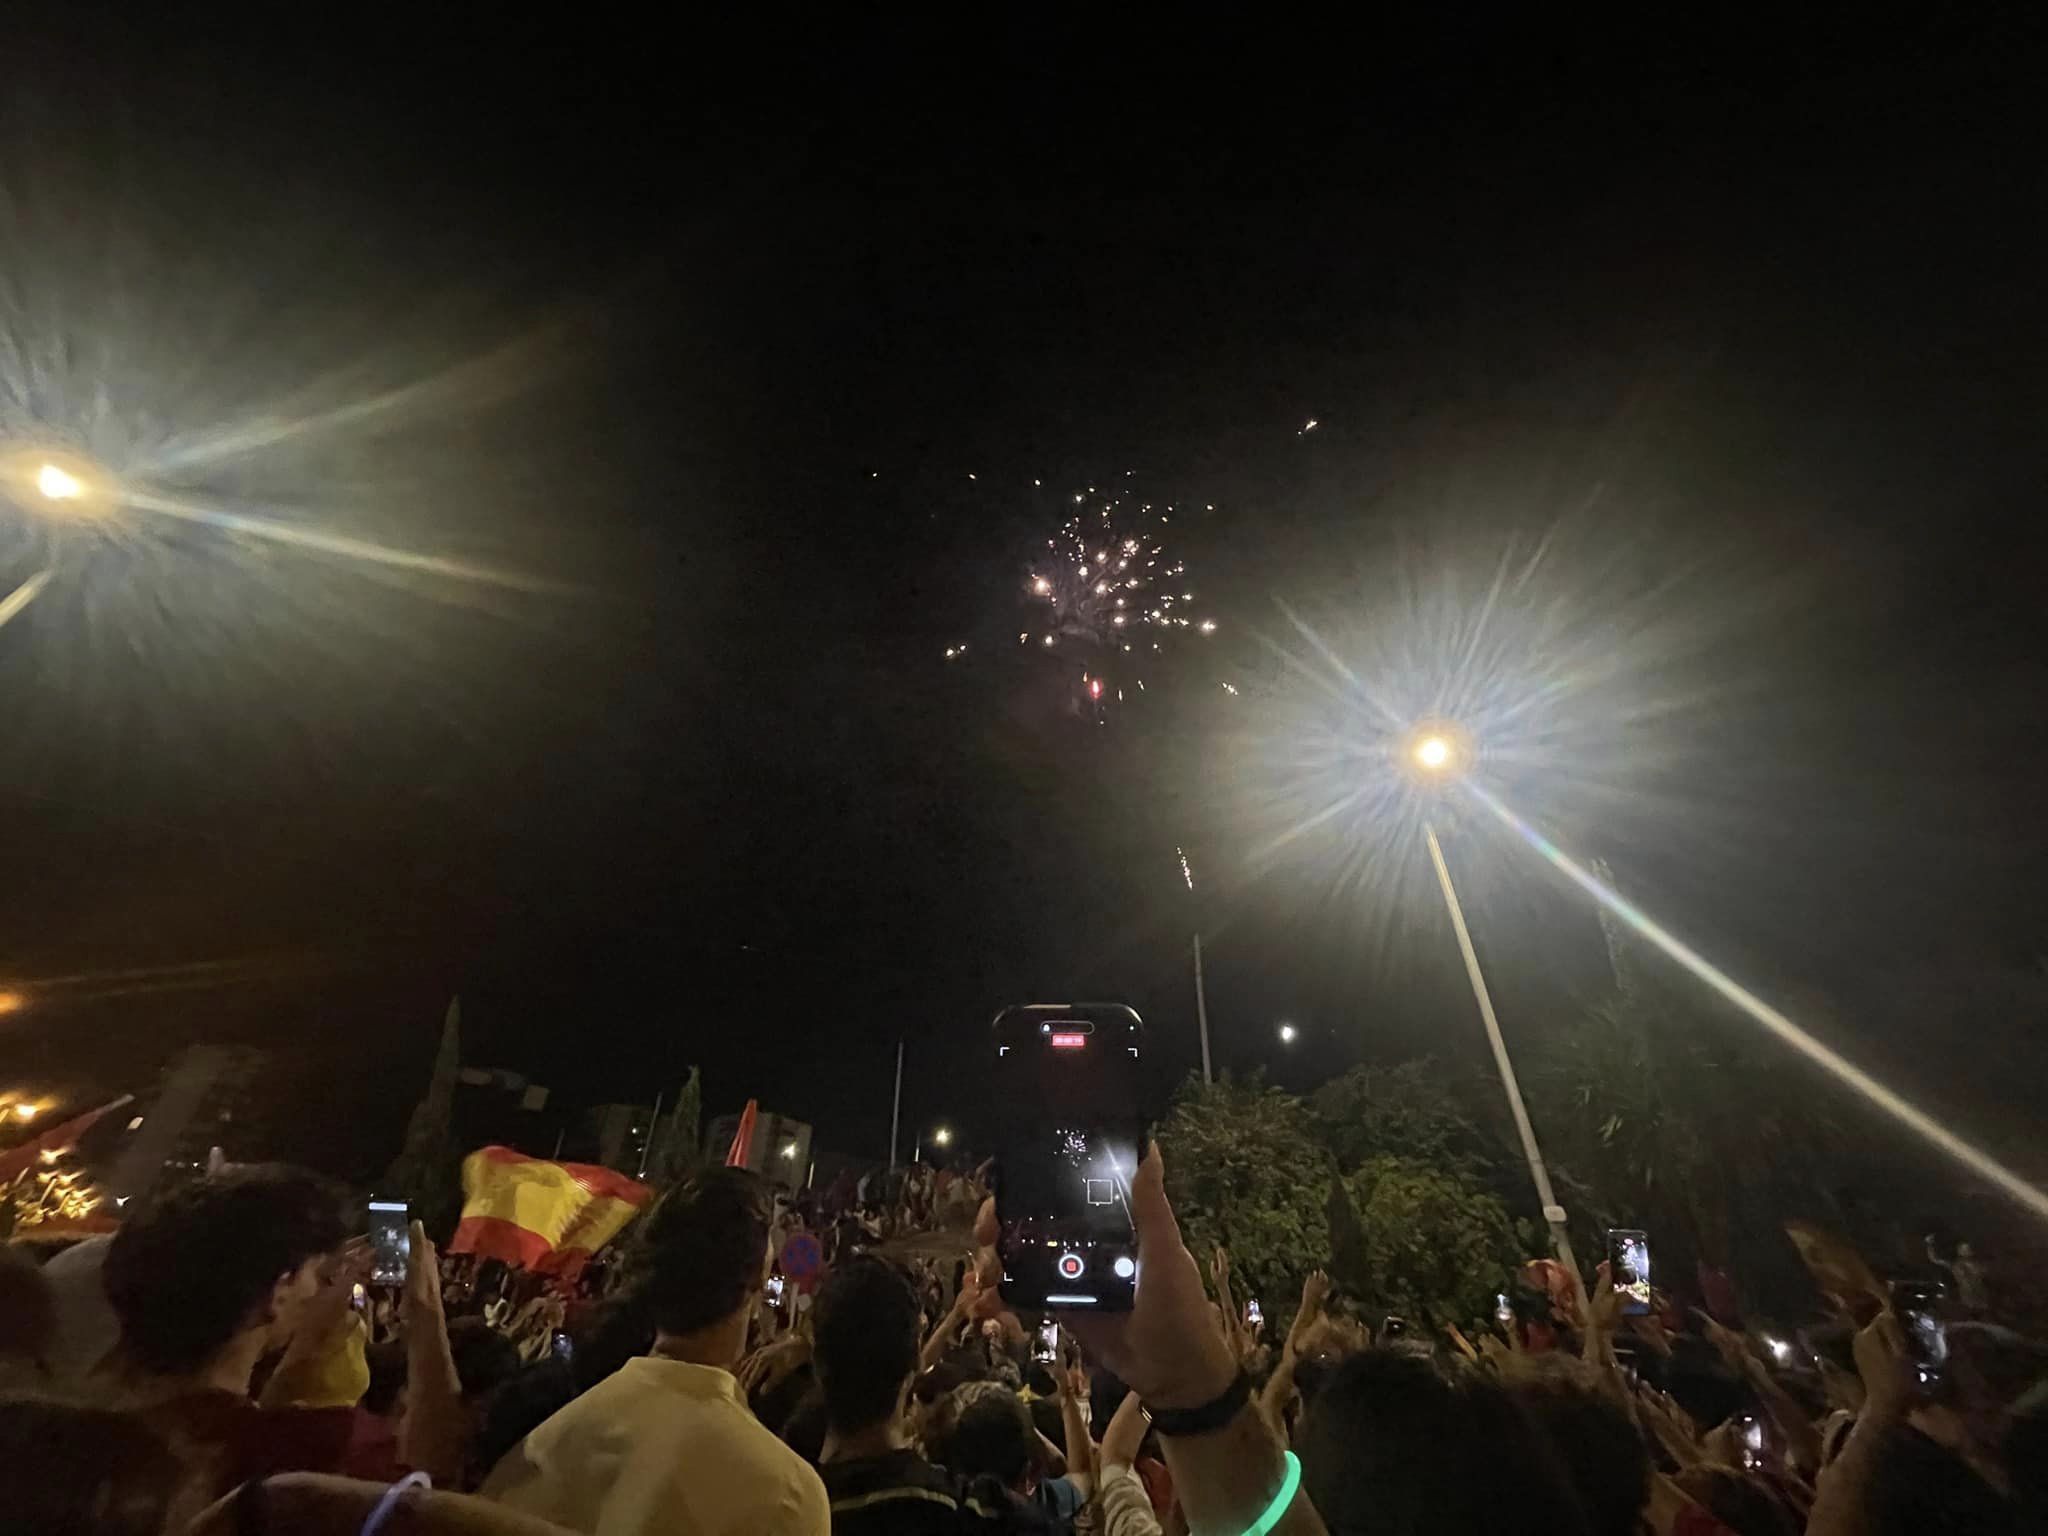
{"left": 448, "top": 1145, "right": 653, "bottom": 1278}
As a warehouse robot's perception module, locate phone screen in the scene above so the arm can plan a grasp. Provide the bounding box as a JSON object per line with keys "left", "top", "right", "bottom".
{"left": 1891, "top": 1280, "right": 1949, "bottom": 1388}
{"left": 1608, "top": 1229, "right": 1651, "bottom": 1316}
{"left": 991, "top": 1003, "right": 1148, "bottom": 1311}
{"left": 368, "top": 1200, "right": 411, "bottom": 1286}
{"left": 1034, "top": 1319, "right": 1059, "bottom": 1363}
{"left": 766, "top": 1274, "right": 786, "bottom": 1304}
{"left": 1245, "top": 1298, "right": 1263, "bottom": 1328}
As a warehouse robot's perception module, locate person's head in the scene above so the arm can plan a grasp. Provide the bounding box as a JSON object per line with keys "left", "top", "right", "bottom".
{"left": 944, "top": 1381, "right": 1040, "bottom": 1493}
{"left": 1671, "top": 1469, "right": 1802, "bottom": 1536}
{"left": 812, "top": 1256, "right": 922, "bottom": 1435}
{"left": 0, "top": 1397, "right": 185, "bottom": 1536}
{"left": 447, "top": 1315, "right": 523, "bottom": 1401}
{"left": 1502, "top": 1357, "right": 1649, "bottom": 1536}
{"left": 102, "top": 1164, "right": 348, "bottom": 1380}
{"left": 0, "top": 1244, "right": 56, "bottom": 1375}
{"left": 635, "top": 1167, "right": 771, "bottom": 1350}
{"left": 363, "top": 1338, "right": 409, "bottom": 1418}
{"left": 1299, "top": 1348, "right": 1589, "bottom": 1536}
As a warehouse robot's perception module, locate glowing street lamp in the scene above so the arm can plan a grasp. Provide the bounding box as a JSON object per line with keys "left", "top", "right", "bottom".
{"left": 1277, "top": 1023, "right": 1298, "bottom": 1044}
{"left": 0, "top": 990, "right": 24, "bottom": 1016}
{"left": 932, "top": 1126, "right": 952, "bottom": 1146}
{"left": 1410, "top": 718, "right": 1578, "bottom": 1275}
{"left": 36, "top": 463, "right": 85, "bottom": 501}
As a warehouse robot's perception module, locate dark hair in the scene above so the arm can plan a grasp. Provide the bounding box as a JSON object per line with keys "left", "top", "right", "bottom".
{"left": 363, "top": 1338, "right": 409, "bottom": 1416}
{"left": 636, "top": 1168, "right": 770, "bottom": 1335}
{"left": 0, "top": 1245, "right": 55, "bottom": 1368}
{"left": 447, "top": 1315, "right": 523, "bottom": 1399}
{"left": 813, "top": 1257, "right": 922, "bottom": 1433}
{"left": 102, "top": 1164, "right": 348, "bottom": 1377}
{"left": 1672, "top": 1468, "right": 1802, "bottom": 1536}
{"left": 1299, "top": 1349, "right": 1589, "bottom": 1536}
{"left": 1503, "top": 1359, "right": 1649, "bottom": 1536}
{"left": 779, "top": 1382, "right": 831, "bottom": 1465}
{"left": 945, "top": 1382, "right": 1038, "bottom": 1487}
{"left": 0, "top": 1398, "right": 183, "bottom": 1536}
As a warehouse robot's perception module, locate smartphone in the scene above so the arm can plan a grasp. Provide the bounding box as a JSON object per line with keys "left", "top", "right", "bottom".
{"left": 1034, "top": 1318, "right": 1059, "bottom": 1363}
{"left": 1245, "top": 1297, "right": 1263, "bottom": 1328}
{"left": 1890, "top": 1279, "right": 1949, "bottom": 1390}
{"left": 351, "top": 1282, "right": 368, "bottom": 1313}
{"left": 551, "top": 1330, "right": 574, "bottom": 1362}
{"left": 1736, "top": 1412, "right": 1766, "bottom": 1470}
{"left": 368, "top": 1199, "right": 412, "bottom": 1287}
{"left": 991, "top": 1003, "right": 1148, "bottom": 1311}
{"left": 1607, "top": 1229, "right": 1651, "bottom": 1316}
{"left": 1495, "top": 1292, "right": 1515, "bottom": 1329}
{"left": 766, "top": 1274, "right": 786, "bottom": 1304}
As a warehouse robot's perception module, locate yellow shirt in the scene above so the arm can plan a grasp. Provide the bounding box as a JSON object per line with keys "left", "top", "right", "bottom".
{"left": 481, "top": 1356, "right": 829, "bottom": 1536}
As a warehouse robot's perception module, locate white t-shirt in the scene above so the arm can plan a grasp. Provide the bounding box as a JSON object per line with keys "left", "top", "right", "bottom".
{"left": 481, "top": 1355, "right": 828, "bottom": 1536}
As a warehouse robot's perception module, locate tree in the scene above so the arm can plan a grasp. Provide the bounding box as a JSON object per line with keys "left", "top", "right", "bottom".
{"left": 1155, "top": 1071, "right": 1333, "bottom": 1324}
{"left": 1336, "top": 1155, "right": 1529, "bottom": 1328}
{"left": 1310, "top": 1058, "right": 1496, "bottom": 1177}
{"left": 644, "top": 1066, "right": 702, "bottom": 1188}
{"left": 1527, "top": 956, "right": 1848, "bottom": 1307}
{"left": 382, "top": 998, "right": 465, "bottom": 1238}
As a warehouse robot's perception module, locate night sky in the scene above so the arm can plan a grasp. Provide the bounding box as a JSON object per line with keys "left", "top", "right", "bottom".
{"left": 3, "top": 17, "right": 2045, "bottom": 1182}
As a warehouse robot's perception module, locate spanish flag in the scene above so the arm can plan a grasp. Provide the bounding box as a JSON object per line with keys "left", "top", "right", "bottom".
{"left": 448, "top": 1146, "right": 653, "bottom": 1277}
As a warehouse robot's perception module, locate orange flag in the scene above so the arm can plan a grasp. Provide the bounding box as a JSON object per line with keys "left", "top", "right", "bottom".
{"left": 448, "top": 1146, "right": 653, "bottom": 1278}
{"left": 725, "top": 1099, "right": 759, "bottom": 1168}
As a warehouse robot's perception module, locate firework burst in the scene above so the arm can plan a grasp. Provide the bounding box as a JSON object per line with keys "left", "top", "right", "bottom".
{"left": 1019, "top": 487, "right": 1213, "bottom": 682}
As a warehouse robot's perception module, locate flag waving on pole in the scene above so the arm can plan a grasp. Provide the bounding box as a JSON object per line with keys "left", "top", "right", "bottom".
{"left": 725, "top": 1099, "right": 759, "bottom": 1168}
{"left": 448, "top": 1146, "right": 652, "bottom": 1279}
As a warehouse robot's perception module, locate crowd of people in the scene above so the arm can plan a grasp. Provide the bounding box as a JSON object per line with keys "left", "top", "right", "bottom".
{"left": 3, "top": 1145, "right": 2045, "bottom": 1535}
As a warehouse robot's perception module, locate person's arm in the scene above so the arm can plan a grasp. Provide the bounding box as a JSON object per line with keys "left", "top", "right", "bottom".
{"left": 1258, "top": 1269, "right": 1328, "bottom": 1431}
{"left": 996, "top": 1147, "right": 1327, "bottom": 1536}
{"left": 918, "top": 1286, "right": 974, "bottom": 1373}
{"left": 1057, "top": 1358, "right": 1096, "bottom": 1500}
{"left": 1693, "top": 1310, "right": 1822, "bottom": 1474}
{"left": 261, "top": 1243, "right": 373, "bottom": 1409}
{"left": 1097, "top": 1391, "right": 1164, "bottom": 1536}
{"left": 185, "top": 1472, "right": 580, "bottom": 1536}
{"left": 399, "top": 1224, "right": 468, "bottom": 1485}
{"left": 1808, "top": 1312, "right": 1914, "bottom": 1536}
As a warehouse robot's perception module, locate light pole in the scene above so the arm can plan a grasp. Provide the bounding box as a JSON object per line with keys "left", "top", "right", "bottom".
{"left": 1409, "top": 724, "right": 1579, "bottom": 1277}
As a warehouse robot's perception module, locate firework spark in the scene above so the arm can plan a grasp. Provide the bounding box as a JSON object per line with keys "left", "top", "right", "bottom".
{"left": 1023, "top": 488, "right": 1213, "bottom": 653}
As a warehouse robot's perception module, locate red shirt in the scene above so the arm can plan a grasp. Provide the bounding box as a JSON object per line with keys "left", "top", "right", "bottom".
{"left": 141, "top": 1391, "right": 355, "bottom": 1500}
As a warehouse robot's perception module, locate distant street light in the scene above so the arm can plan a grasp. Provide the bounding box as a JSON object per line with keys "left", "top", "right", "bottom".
{"left": 0, "top": 990, "right": 24, "bottom": 1016}
{"left": 932, "top": 1126, "right": 952, "bottom": 1146}
{"left": 1277, "top": 1023, "right": 1298, "bottom": 1044}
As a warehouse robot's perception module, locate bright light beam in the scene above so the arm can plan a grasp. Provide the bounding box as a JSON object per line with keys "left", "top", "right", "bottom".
{"left": 0, "top": 568, "right": 54, "bottom": 632}
{"left": 1463, "top": 779, "right": 2048, "bottom": 1224}
{"left": 119, "top": 488, "right": 570, "bottom": 594}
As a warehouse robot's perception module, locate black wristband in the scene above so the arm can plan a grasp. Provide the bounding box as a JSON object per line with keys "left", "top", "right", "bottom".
{"left": 1145, "top": 1368, "right": 1251, "bottom": 1437}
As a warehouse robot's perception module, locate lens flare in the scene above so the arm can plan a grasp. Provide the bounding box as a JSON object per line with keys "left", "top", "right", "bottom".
{"left": 1465, "top": 779, "right": 2048, "bottom": 1225}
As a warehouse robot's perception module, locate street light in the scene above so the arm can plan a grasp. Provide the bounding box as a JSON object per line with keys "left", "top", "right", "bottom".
{"left": 1277, "top": 1023, "right": 1298, "bottom": 1044}
{"left": 932, "top": 1126, "right": 952, "bottom": 1146}
{"left": 0, "top": 990, "right": 24, "bottom": 1016}
{"left": 1410, "top": 718, "right": 1578, "bottom": 1276}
